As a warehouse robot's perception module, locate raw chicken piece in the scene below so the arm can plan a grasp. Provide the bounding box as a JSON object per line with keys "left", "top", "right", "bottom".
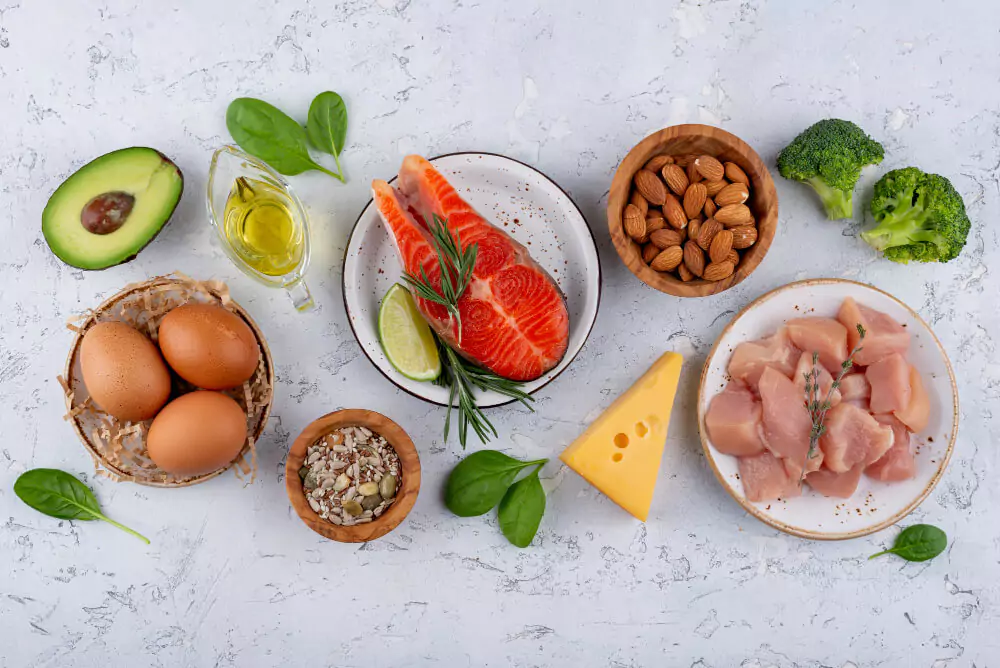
{"left": 728, "top": 327, "right": 800, "bottom": 391}
{"left": 867, "top": 353, "right": 911, "bottom": 414}
{"left": 758, "top": 366, "right": 812, "bottom": 471}
{"left": 738, "top": 451, "right": 803, "bottom": 502}
{"left": 705, "top": 381, "right": 766, "bottom": 456}
{"left": 793, "top": 352, "right": 842, "bottom": 408}
{"left": 867, "top": 415, "right": 917, "bottom": 481}
{"left": 838, "top": 373, "right": 871, "bottom": 403}
{"left": 784, "top": 448, "right": 824, "bottom": 480}
{"left": 894, "top": 365, "right": 930, "bottom": 433}
{"left": 837, "top": 297, "right": 910, "bottom": 367}
{"left": 819, "top": 402, "right": 894, "bottom": 472}
{"left": 806, "top": 464, "right": 865, "bottom": 498}
{"left": 786, "top": 317, "right": 848, "bottom": 373}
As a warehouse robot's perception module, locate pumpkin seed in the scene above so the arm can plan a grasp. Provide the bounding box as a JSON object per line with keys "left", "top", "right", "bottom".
{"left": 342, "top": 500, "right": 363, "bottom": 517}
{"left": 361, "top": 494, "right": 381, "bottom": 511}
{"left": 358, "top": 482, "right": 379, "bottom": 497}
{"left": 379, "top": 474, "right": 398, "bottom": 500}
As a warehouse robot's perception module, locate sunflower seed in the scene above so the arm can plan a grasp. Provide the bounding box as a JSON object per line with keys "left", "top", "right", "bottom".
{"left": 308, "top": 498, "right": 320, "bottom": 512}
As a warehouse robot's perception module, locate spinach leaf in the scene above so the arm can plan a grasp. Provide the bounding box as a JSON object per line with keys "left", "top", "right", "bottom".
{"left": 445, "top": 450, "right": 545, "bottom": 517}
{"left": 306, "top": 91, "right": 348, "bottom": 177}
{"left": 869, "top": 524, "right": 947, "bottom": 562}
{"left": 497, "top": 469, "right": 545, "bottom": 548}
{"left": 14, "top": 469, "right": 149, "bottom": 544}
{"left": 226, "top": 97, "right": 343, "bottom": 182}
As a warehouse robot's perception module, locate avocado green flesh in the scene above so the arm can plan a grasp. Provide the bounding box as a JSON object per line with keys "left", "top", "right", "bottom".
{"left": 42, "top": 147, "right": 184, "bottom": 269}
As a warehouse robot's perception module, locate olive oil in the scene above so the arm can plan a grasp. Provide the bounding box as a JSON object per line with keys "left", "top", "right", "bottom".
{"left": 223, "top": 177, "right": 304, "bottom": 277}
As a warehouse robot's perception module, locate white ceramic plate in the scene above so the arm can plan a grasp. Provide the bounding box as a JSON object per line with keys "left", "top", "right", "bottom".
{"left": 343, "top": 152, "right": 601, "bottom": 407}
{"left": 698, "top": 279, "right": 958, "bottom": 540}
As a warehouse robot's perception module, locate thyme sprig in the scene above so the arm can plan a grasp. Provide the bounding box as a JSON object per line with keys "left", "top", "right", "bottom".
{"left": 801, "top": 323, "right": 867, "bottom": 479}
{"left": 434, "top": 336, "right": 534, "bottom": 448}
{"left": 402, "top": 214, "right": 477, "bottom": 343}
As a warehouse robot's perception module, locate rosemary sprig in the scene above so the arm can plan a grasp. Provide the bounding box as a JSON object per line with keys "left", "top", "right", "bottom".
{"left": 402, "top": 214, "right": 477, "bottom": 343}
{"left": 801, "top": 323, "right": 867, "bottom": 479}
{"left": 433, "top": 335, "right": 534, "bottom": 448}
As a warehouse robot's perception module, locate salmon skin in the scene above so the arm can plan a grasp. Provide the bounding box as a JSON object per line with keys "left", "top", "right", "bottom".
{"left": 372, "top": 155, "right": 569, "bottom": 382}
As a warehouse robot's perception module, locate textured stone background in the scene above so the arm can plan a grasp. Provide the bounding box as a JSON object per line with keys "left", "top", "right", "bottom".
{"left": 1, "top": 1, "right": 998, "bottom": 666}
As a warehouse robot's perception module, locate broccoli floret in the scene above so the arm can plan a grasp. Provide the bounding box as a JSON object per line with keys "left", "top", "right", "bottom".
{"left": 862, "top": 167, "right": 971, "bottom": 263}
{"left": 776, "top": 119, "right": 884, "bottom": 219}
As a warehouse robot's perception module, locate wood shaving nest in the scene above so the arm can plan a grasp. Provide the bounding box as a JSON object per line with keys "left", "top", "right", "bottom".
{"left": 61, "top": 273, "right": 272, "bottom": 487}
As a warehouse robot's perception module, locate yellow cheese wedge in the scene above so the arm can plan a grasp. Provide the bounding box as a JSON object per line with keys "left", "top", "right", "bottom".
{"left": 559, "top": 352, "right": 683, "bottom": 521}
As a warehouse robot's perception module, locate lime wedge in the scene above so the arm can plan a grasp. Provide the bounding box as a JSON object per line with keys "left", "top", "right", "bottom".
{"left": 379, "top": 284, "right": 441, "bottom": 382}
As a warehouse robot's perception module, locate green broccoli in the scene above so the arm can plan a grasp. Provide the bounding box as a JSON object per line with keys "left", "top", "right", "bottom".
{"left": 862, "top": 167, "right": 971, "bottom": 263}
{"left": 776, "top": 119, "right": 884, "bottom": 219}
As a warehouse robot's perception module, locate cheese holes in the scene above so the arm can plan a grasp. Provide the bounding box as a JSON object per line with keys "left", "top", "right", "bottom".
{"left": 612, "top": 453, "right": 623, "bottom": 462}
{"left": 635, "top": 421, "right": 648, "bottom": 437}
{"left": 613, "top": 433, "right": 629, "bottom": 449}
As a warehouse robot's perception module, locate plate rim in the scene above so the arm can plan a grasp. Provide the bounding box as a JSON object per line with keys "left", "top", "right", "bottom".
{"left": 341, "top": 150, "right": 603, "bottom": 408}
{"left": 697, "top": 277, "right": 959, "bottom": 541}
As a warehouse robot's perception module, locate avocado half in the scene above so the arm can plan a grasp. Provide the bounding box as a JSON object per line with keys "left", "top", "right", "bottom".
{"left": 42, "top": 147, "right": 184, "bottom": 269}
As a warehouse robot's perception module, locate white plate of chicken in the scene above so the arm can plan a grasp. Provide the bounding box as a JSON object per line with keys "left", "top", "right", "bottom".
{"left": 698, "top": 278, "right": 958, "bottom": 540}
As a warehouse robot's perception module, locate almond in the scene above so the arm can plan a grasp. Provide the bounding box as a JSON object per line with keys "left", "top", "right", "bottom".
{"left": 704, "top": 198, "right": 717, "bottom": 218}
{"left": 662, "top": 194, "right": 687, "bottom": 230}
{"left": 683, "top": 240, "right": 705, "bottom": 277}
{"left": 724, "top": 161, "right": 749, "bottom": 186}
{"left": 623, "top": 203, "right": 646, "bottom": 241}
{"left": 714, "top": 182, "right": 750, "bottom": 207}
{"left": 629, "top": 189, "right": 648, "bottom": 217}
{"left": 644, "top": 154, "right": 672, "bottom": 172}
{"left": 715, "top": 204, "right": 753, "bottom": 227}
{"left": 677, "top": 262, "right": 694, "bottom": 282}
{"left": 683, "top": 183, "right": 708, "bottom": 219}
{"left": 725, "top": 249, "right": 740, "bottom": 265}
{"left": 634, "top": 170, "right": 667, "bottom": 205}
{"left": 645, "top": 212, "right": 667, "bottom": 230}
{"left": 694, "top": 155, "right": 725, "bottom": 181}
{"left": 649, "top": 228, "right": 684, "bottom": 249}
{"left": 696, "top": 218, "right": 723, "bottom": 251}
{"left": 639, "top": 215, "right": 664, "bottom": 244}
{"left": 703, "top": 260, "right": 735, "bottom": 282}
{"left": 730, "top": 225, "right": 758, "bottom": 249}
{"left": 709, "top": 229, "right": 734, "bottom": 264}
{"left": 686, "top": 160, "right": 702, "bottom": 184}
{"left": 687, "top": 218, "right": 701, "bottom": 242}
{"left": 661, "top": 164, "right": 689, "bottom": 196}
{"left": 704, "top": 179, "right": 727, "bottom": 197}
{"left": 641, "top": 243, "right": 660, "bottom": 265}
{"left": 650, "top": 245, "right": 683, "bottom": 272}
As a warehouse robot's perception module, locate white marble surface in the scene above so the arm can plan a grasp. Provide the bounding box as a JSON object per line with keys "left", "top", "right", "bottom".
{"left": 1, "top": 1, "right": 998, "bottom": 665}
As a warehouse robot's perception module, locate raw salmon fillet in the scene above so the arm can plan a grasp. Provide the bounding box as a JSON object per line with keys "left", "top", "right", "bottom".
{"left": 372, "top": 156, "right": 569, "bottom": 381}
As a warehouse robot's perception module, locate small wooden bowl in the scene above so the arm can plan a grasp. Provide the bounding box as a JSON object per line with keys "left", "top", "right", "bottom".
{"left": 285, "top": 409, "right": 421, "bottom": 542}
{"left": 608, "top": 124, "right": 778, "bottom": 298}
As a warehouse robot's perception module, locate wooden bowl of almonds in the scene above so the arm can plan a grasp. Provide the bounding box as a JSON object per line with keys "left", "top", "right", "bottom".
{"left": 285, "top": 409, "right": 420, "bottom": 542}
{"left": 608, "top": 124, "right": 778, "bottom": 298}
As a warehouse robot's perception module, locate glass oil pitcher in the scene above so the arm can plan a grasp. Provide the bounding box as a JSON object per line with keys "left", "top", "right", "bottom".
{"left": 207, "top": 145, "right": 315, "bottom": 311}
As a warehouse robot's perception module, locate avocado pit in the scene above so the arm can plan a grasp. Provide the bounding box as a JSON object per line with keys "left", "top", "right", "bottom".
{"left": 81, "top": 191, "right": 135, "bottom": 235}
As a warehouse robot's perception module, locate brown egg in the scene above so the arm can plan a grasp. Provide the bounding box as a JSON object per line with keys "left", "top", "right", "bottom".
{"left": 158, "top": 303, "right": 259, "bottom": 390}
{"left": 146, "top": 391, "right": 247, "bottom": 476}
{"left": 80, "top": 321, "right": 172, "bottom": 422}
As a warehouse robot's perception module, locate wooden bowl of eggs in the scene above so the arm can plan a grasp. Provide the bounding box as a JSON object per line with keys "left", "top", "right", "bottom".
{"left": 62, "top": 274, "right": 274, "bottom": 487}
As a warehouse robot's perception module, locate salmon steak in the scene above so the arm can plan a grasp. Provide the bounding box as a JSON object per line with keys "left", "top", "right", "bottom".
{"left": 372, "top": 155, "right": 570, "bottom": 382}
